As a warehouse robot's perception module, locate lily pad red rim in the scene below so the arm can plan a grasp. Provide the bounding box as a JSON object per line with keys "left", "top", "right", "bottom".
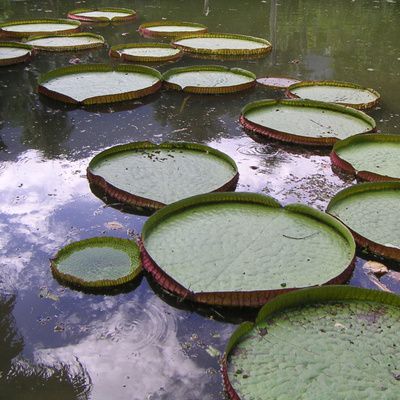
{"left": 25, "top": 33, "right": 105, "bottom": 52}
{"left": 162, "top": 65, "right": 256, "bottom": 94}
{"left": 37, "top": 64, "right": 162, "bottom": 105}
{"left": 286, "top": 80, "right": 380, "bottom": 110}
{"left": 109, "top": 42, "right": 183, "bottom": 62}
{"left": 138, "top": 21, "right": 208, "bottom": 38}
{"left": 327, "top": 181, "right": 400, "bottom": 261}
{"left": 0, "top": 19, "right": 81, "bottom": 38}
{"left": 67, "top": 7, "right": 137, "bottom": 22}
{"left": 87, "top": 141, "right": 239, "bottom": 211}
{"left": 222, "top": 285, "right": 400, "bottom": 400}
{"left": 256, "top": 75, "right": 301, "bottom": 89}
{"left": 51, "top": 236, "right": 142, "bottom": 288}
{"left": 240, "top": 98, "right": 376, "bottom": 147}
{"left": 172, "top": 33, "right": 272, "bottom": 56}
{"left": 140, "top": 192, "right": 356, "bottom": 307}
{"left": 0, "top": 41, "right": 34, "bottom": 66}
{"left": 331, "top": 133, "right": 400, "bottom": 182}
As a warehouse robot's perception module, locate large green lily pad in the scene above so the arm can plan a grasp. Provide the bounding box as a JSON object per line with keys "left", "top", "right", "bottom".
{"left": 110, "top": 43, "right": 182, "bottom": 62}
{"left": 331, "top": 134, "right": 400, "bottom": 182}
{"left": 139, "top": 21, "right": 207, "bottom": 38}
{"left": 141, "top": 192, "right": 355, "bottom": 306}
{"left": 51, "top": 237, "right": 141, "bottom": 288}
{"left": 67, "top": 7, "right": 136, "bottom": 22}
{"left": 223, "top": 286, "right": 400, "bottom": 400}
{"left": 327, "top": 182, "right": 400, "bottom": 261}
{"left": 25, "top": 33, "right": 104, "bottom": 51}
{"left": 0, "top": 19, "right": 80, "bottom": 38}
{"left": 287, "top": 80, "right": 380, "bottom": 109}
{"left": 241, "top": 99, "right": 376, "bottom": 146}
{"left": 163, "top": 65, "right": 256, "bottom": 94}
{"left": 87, "top": 142, "right": 239, "bottom": 210}
{"left": 172, "top": 33, "right": 272, "bottom": 57}
{"left": 0, "top": 42, "right": 34, "bottom": 66}
{"left": 38, "top": 64, "right": 162, "bottom": 105}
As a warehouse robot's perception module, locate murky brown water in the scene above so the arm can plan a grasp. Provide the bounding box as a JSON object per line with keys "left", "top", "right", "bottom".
{"left": 0, "top": 0, "right": 399, "bottom": 398}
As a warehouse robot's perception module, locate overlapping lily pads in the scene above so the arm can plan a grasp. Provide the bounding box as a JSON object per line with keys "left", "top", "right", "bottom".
{"left": 38, "top": 64, "right": 162, "bottom": 105}
{"left": 163, "top": 65, "right": 256, "bottom": 94}
{"left": 286, "top": 80, "right": 380, "bottom": 109}
{"left": 223, "top": 285, "right": 400, "bottom": 399}
{"left": 257, "top": 76, "right": 301, "bottom": 89}
{"left": 51, "top": 237, "right": 141, "bottom": 288}
{"left": 67, "top": 7, "right": 136, "bottom": 22}
{"left": 141, "top": 192, "right": 356, "bottom": 307}
{"left": 0, "top": 19, "right": 81, "bottom": 38}
{"left": 327, "top": 182, "right": 400, "bottom": 261}
{"left": 25, "top": 33, "right": 104, "bottom": 52}
{"left": 172, "top": 33, "right": 272, "bottom": 57}
{"left": 0, "top": 42, "right": 34, "bottom": 66}
{"left": 331, "top": 134, "right": 400, "bottom": 181}
{"left": 240, "top": 99, "right": 376, "bottom": 146}
{"left": 110, "top": 43, "right": 182, "bottom": 62}
{"left": 139, "top": 21, "right": 207, "bottom": 38}
{"left": 87, "top": 142, "right": 239, "bottom": 210}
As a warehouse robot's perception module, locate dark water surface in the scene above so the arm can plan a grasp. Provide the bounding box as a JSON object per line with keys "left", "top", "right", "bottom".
{"left": 0, "top": 0, "right": 399, "bottom": 398}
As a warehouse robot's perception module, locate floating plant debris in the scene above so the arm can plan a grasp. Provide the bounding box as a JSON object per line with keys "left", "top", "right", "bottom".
{"left": 0, "top": 19, "right": 81, "bottom": 37}
{"left": 25, "top": 33, "right": 104, "bottom": 51}
{"left": 223, "top": 286, "right": 400, "bottom": 399}
{"left": 138, "top": 21, "right": 207, "bottom": 38}
{"left": 257, "top": 76, "right": 301, "bottom": 89}
{"left": 110, "top": 43, "right": 182, "bottom": 62}
{"left": 162, "top": 65, "right": 256, "bottom": 94}
{"left": 327, "top": 182, "right": 400, "bottom": 261}
{"left": 67, "top": 7, "right": 136, "bottom": 22}
{"left": 141, "top": 192, "right": 355, "bottom": 307}
{"left": 87, "top": 142, "right": 239, "bottom": 210}
{"left": 51, "top": 237, "right": 141, "bottom": 288}
{"left": 331, "top": 134, "right": 400, "bottom": 182}
{"left": 241, "top": 99, "right": 376, "bottom": 146}
{"left": 0, "top": 42, "right": 34, "bottom": 66}
{"left": 286, "top": 80, "right": 380, "bottom": 109}
{"left": 38, "top": 64, "right": 162, "bottom": 105}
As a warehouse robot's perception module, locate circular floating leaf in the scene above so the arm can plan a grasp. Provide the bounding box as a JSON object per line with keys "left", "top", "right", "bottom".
{"left": 0, "top": 42, "right": 34, "bottom": 66}
{"left": 172, "top": 33, "right": 272, "bottom": 57}
{"left": 25, "top": 33, "right": 104, "bottom": 52}
{"left": 287, "top": 80, "right": 380, "bottom": 109}
{"left": 67, "top": 7, "right": 136, "bottom": 22}
{"left": 240, "top": 99, "right": 376, "bottom": 146}
{"left": 87, "top": 142, "right": 239, "bottom": 210}
{"left": 163, "top": 65, "right": 256, "bottom": 94}
{"left": 38, "top": 64, "right": 162, "bottom": 105}
{"left": 223, "top": 286, "right": 400, "bottom": 400}
{"left": 327, "top": 182, "right": 400, "bottom": 261}
{"left": 138, "top": 21, "right": 207, "bottom": 38}
{"left": 141, "top": 192, "right": 355, "bottom": 307}
{"left": 331, "top": 134, "right": 400, "bottom": 182}
{"left": 0, "top": 19, "right": 80, "bottom": 38}
{"left": 110, "top": 43, "right": 182, "bottom": 62}
{"left": 51, "top": 237, "right": 141, "bottom": 288}
{"left": 257, "top": 76, "right": 301, "bottom": 89}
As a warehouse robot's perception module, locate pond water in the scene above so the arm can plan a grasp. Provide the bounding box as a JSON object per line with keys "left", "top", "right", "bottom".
{"left": 0, "top": 0, "right": 399, "bottom": 398}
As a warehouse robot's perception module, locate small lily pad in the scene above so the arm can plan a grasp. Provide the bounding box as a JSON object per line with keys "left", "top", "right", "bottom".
{"left": 110, "top": 43, "right": 182, "bottom": 62}
{"left": 51, "top": 237, "right": 141, "bottom": 288}
{"left": 257, "top": 76, "right": 301, "bottom": 89}
{"left": 139, "top": 21, "right": 207, "bottom": 38}
{"left": 0, "top": 42, "right": 34, "bottom": 66}
{"left": 163, "top": 65, "right": 256, "bottom": 94}
{"left": 67, "top": 7, "right": 136, "bottom": 22}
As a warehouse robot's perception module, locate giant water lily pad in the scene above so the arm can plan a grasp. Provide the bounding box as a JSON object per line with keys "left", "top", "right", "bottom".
{"left": 287, "top": 80, "right": 380, "bottom": 109}
{"left": 0, "top": 19, "right": 80, "bottom": 38}
{"left": 172, "top": 33, "right": 272, "bottom": 57}
{"left": 38, "top": 64, "right": 162, "bottom": 105}
{"left": 51, "top": 237, "right": 141, "bottom": 288}
{"left": 331, "top": 134, "right": 400, "bottom": 182}
{"left": 138, "top": 21, "right": 207, "bottom": 38}
{"left": 163, "top": 66, "right": 256, "bottom": 94}
{"left": 223, "top": 286, "right": 400, "bottom": 400}
{"left": 241, "top": 99, "right": 376, "bottom": 146}
{"left": 25, "top": 33, "right": 104, "bottom": 51}
{"left": 257, "top": 76, "right": 301, "bottom": 89}
{"left": 327, "top": 182, "right": 400, "bottom": 261}
{"left": 110, "top": 43, "right": 182, "bottom": 62}
{"left": 87, "top": 142, "right": 239, "bottom": 210}
{"left": 0, "top": 42, "right": 34, "bottom": 66}
{"left": 67, "top": 7, "right": 136, "bottom": 22}
{"left": 141, "top": 192, "right": 355, "bottom": 307}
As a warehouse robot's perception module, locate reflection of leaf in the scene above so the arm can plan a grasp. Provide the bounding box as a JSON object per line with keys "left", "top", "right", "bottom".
{"left": 363, "top": 261, "right": 388, "bottom": 277}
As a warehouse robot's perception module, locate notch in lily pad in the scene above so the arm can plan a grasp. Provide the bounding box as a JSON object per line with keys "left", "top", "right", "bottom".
{"left": 0, "top": 42, "right": 34, "bottom": 66}
{"left": 138, "top": 21, "right": 208, "bottom": 38}
{"left": 67, "top": 7, "right": 137, "bottom": 23}
{"left": 51, "top": 237, "right": 141, "bottom": 289}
